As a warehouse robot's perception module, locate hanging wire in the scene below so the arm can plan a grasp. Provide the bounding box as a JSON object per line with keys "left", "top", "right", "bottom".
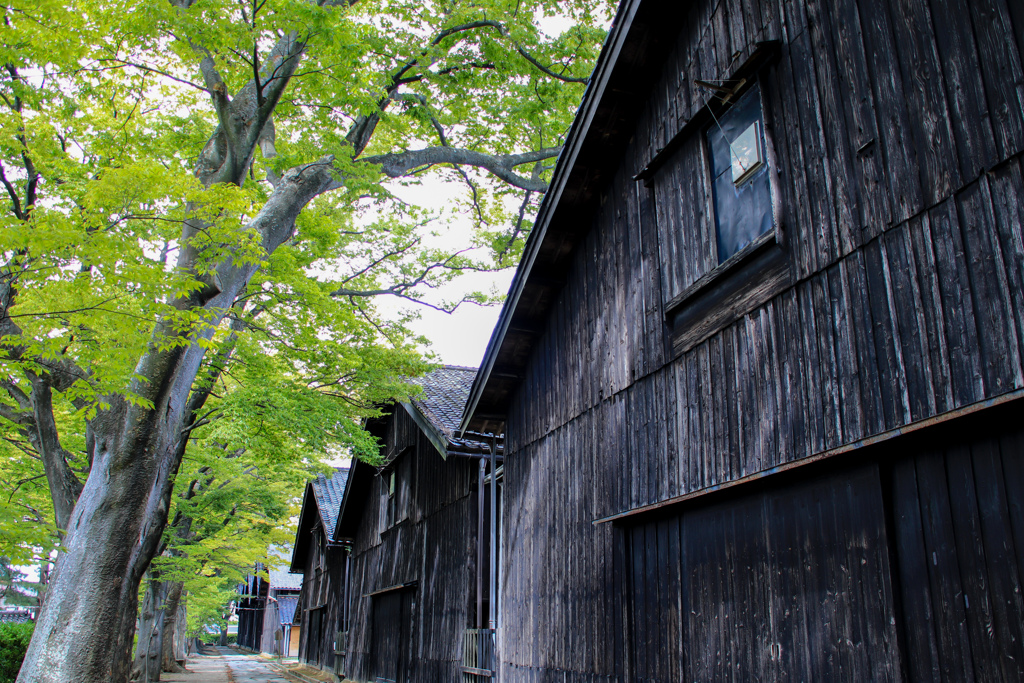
{"left": 696, "top": 79, "right": 753, "bottom": 178}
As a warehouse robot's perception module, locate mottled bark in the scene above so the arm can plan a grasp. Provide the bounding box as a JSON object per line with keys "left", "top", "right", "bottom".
{"left": 161, "top": 584, "right": 186, "bottom": 673}
{"left": 130, "top": 576, "right": 184, "bottom": 682}
{"left": 16, "top": 156, "right": 338, "bottom": 683}
{"left": 132, "top": 575, "right": 169, "bottom": 683}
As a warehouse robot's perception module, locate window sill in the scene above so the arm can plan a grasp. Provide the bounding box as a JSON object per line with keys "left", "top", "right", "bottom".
{"left": 664, "top": 230, "right": 777, "bottom": 313}
{"left": 664, "top": 231, "right": 791, "bottom": 357}
{"left": 380, "top": 517, "right": 410, "bottom": 537}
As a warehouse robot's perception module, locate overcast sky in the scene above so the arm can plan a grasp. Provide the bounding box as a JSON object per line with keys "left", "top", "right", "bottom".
{"left": 377, "top": 176, "right": 517, "bottom": 370}
{"left": 374, "top": 11, "right": 605, "bottom": 370}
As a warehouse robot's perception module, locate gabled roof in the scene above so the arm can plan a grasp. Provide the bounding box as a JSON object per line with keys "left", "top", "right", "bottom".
{"left": 333, "top": 366, "right": 501, "bottom": 541}
{"left": 277, "top": 596, "right": 299, "bottom": 625}
{"left": 311, "top": 470, "right": 348, "bottom": 536}
{"left": 267, "top": 545, "right": 302, "bottom": 589}
{"left": 404, "top": 366, "right": 498, "bottom": 457}
{"left": 268, "top": 566, "right": 301, "bottom": 590}
{"left": 459, "top": 0, "right": 686, "bottom": 434}
{"left": 411, "top": 365, "right": 476, "bottom": 438}
{"left": 289, "top": 468, "right": 348, "bottom": 572}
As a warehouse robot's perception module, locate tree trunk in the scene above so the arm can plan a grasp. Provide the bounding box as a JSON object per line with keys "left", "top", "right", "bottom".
{"left": 17, "top": 151, "right": 337, "bottom": 683}
{"left": 132, "top": 575, "right": 169, "bottom": 683}
{"left": 16, "top": 402, "right": 184, "bottom": 683}
{"left": 219, "top": 625, "right": 228, "bottom": 647}
{"left": 161, "top": 584, "right": 186, "bottom": 673}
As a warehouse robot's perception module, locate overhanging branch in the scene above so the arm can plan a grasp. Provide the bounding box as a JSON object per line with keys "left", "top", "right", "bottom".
{"left": 359, "top": 146, "right": 560, "bottom": 192}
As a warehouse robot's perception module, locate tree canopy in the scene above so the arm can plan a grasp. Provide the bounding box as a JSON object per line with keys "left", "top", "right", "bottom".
{"left": 0, "top": 0, "right": 612, "bottom": 679}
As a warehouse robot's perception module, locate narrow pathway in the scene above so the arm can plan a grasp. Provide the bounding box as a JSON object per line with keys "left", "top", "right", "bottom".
{"left": 161, "top": 646, "right": 299, "bottom": 683}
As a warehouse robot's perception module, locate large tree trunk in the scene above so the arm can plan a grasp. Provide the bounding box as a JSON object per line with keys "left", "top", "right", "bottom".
{"left": 131, "top": 575, "right": 184, "bottom": 682}
{"left": 16, "top": 150, "right": 335, "bottom": 683}
{"left": 16, "top": 400, "right": 186, "bottom": 683}
{"left": 132, "top": 575, "right": 169, "bottom": 683}
{"left": 161, "top": 584, "right": 186, "bottom": 673}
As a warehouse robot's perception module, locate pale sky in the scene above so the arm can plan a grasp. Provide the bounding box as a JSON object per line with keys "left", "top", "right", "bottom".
{"left": 378, "top": 178, "right": 516, "bottom": 370}
{"left": 407, "top": 271, "right": 513, "bottom": 368}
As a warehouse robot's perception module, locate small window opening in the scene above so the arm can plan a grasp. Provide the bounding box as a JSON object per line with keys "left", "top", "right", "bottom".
{"left": 706, "top": 83, "right": 773, "bottom": 263}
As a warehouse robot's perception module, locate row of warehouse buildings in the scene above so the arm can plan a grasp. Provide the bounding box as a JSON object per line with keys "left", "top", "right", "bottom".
{"left": 242, "top": 0, "right": 1024, "bottom": 678}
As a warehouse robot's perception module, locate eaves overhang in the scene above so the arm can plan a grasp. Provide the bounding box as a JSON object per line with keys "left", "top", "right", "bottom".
{"left": 459, "top": 0, "right": 686, "bottom": 435}
{"left": 289, "top": 482, "right": 318, "bottom": 573}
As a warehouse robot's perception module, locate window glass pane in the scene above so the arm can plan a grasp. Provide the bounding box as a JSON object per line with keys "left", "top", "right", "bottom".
{"left": 730, "top": 121, "right": 763, "bottom": 184}
{"left": 706, "top": 85, "right": 773, "bottom": 263}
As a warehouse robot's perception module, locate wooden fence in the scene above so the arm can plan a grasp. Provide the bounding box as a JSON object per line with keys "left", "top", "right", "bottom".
{"left": 461, "top": 628, "right": 495, "bottom": 681}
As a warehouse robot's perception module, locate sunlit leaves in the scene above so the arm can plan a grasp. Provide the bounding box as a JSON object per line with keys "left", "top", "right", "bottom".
{"left": 0, "top": 0, "right": 612, "bottom": 627}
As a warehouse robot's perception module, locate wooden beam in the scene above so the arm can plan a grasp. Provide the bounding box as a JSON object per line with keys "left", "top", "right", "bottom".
{"left": 593, "top": 388, "right": 1024, "bottom": 525}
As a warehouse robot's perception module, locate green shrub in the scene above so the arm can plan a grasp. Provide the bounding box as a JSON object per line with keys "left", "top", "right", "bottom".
{"left": 0, "top": 622, "right": 33, "bottom": 683}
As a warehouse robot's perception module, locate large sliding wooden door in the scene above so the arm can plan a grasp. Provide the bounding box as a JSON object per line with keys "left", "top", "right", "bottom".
{"left": 889, "top": 423, "right": 1024, "bottom": 681}
{"left": 625, "top": 464, "right": 901, "bottom": 682}
{"left": 371, "top": 588, "right": 414, "bottom": 683}
{"left": 624, "top": 411, "right": 1024, "bottom": 682}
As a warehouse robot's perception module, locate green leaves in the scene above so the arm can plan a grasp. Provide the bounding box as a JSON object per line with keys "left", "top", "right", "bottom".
{"left": 0, "top": 0, "right": 611, "bottom": 634}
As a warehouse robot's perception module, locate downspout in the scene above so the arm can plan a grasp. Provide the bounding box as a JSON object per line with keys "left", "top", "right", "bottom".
{"left": 489, "top": 435, "right": 498, "bottom": 680}
{"left": 344, "top": 548, "right": 350, "bottom": 633}
{"left": 476, "top": 456, "right": 486, "bottom": 630}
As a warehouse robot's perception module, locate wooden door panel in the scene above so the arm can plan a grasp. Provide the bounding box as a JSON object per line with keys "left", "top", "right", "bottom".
{"left": 626, "top": 464, "right": 900, "bottom": 682}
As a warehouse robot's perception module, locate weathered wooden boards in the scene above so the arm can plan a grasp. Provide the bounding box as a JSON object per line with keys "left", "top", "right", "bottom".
{"left": 295, "top": 524, "right": 346, "bottom": 672}
{"left": 497, "top": 0, "right": 1024, "bottom": 678}
{"left": 345, "top": 408, "right": 478, "bottom": 682}
{"left": 507, "top": 0, "right": 1024, "bottom": 513}
{"left": 627, "top": 464, "right": 900, "bottom": 682}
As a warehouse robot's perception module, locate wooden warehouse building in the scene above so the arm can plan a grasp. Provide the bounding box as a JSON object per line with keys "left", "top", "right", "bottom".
{"left": 333, "top": 365, "right": 503, "bottom": 682}
{"left": 290, "top": 468, "right": 349, "bottom": 671}
{"left": 461, "top": 0, "right": 1024, "bottom": 680}
{"left": 235, "top": 548, "right": 303, "bottom": 657}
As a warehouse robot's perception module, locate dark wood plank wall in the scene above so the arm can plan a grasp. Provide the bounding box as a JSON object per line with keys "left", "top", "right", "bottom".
{"left": 500, "top": 0, "right": 1024, "bottom": 678}
{"left": 621, "top": 409, "right": 1024, "bottom": 683}
{"left": 626, "top": 464, "right": 901, "bottom": 682}
{"left": 345, "top": 407, "right": 478, "bottom": 682}
{"left": 297, "top": 529, "right": 344, "bottom": 671}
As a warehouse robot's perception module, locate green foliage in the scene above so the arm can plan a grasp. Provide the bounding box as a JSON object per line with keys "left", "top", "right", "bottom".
{"left": 0, "top": 0, "right": 612, "bottom": 634}
{"left": 0, "top": 622, "right": 33, "bottom": 683}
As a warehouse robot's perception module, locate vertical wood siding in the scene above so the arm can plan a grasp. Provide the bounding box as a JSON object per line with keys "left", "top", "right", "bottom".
{"left": 345, "top": 407, "right": 477, "bottom": 682}
{"left": 297, "top": 534, "right": 345, "bottom": 671}
{"left": 500, "top": 0, "right": 1024, "bottom": 678}
{"left": 507, "top": 0, "right": 1024, "bottom": 514}
{"left": 625, "top": 464, "right": 902, "bottom": 683}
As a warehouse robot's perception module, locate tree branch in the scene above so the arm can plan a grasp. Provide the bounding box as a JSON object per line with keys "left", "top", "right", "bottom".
{"left": 28, "top": 373, "right": 84, "bottom": 531}
{"left": 0, "top": 161, "right": 24, "bottom": 220}
{"left": 513, "top": 45, "right": 590, "bottom": 83}
{"left": 359, "top": 146, "right": 560, "bottom": 192}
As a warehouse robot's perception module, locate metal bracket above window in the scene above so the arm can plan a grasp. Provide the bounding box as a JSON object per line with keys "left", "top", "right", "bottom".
{"left": 633, "top": 41, "right": 781, "bottom": 186}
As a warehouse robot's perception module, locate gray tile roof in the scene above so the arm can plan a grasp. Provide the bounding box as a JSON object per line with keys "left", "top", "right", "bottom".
{"left": 277, "top": 596, "right": 299, "bottom": 625}
{"left": 266, "top": 546, "right": 302, "bottom": 589}
{"left": 312, "top": 468, "right": 348, "bottom": 537}
{"left": 411, "top": 366, "right": 477, "bottom": 438}
{"left": 268, "top": 567, "right": 302, "bottom": 590}
{"left": 411, "top": 366, "right": 498, "bottom": 453}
